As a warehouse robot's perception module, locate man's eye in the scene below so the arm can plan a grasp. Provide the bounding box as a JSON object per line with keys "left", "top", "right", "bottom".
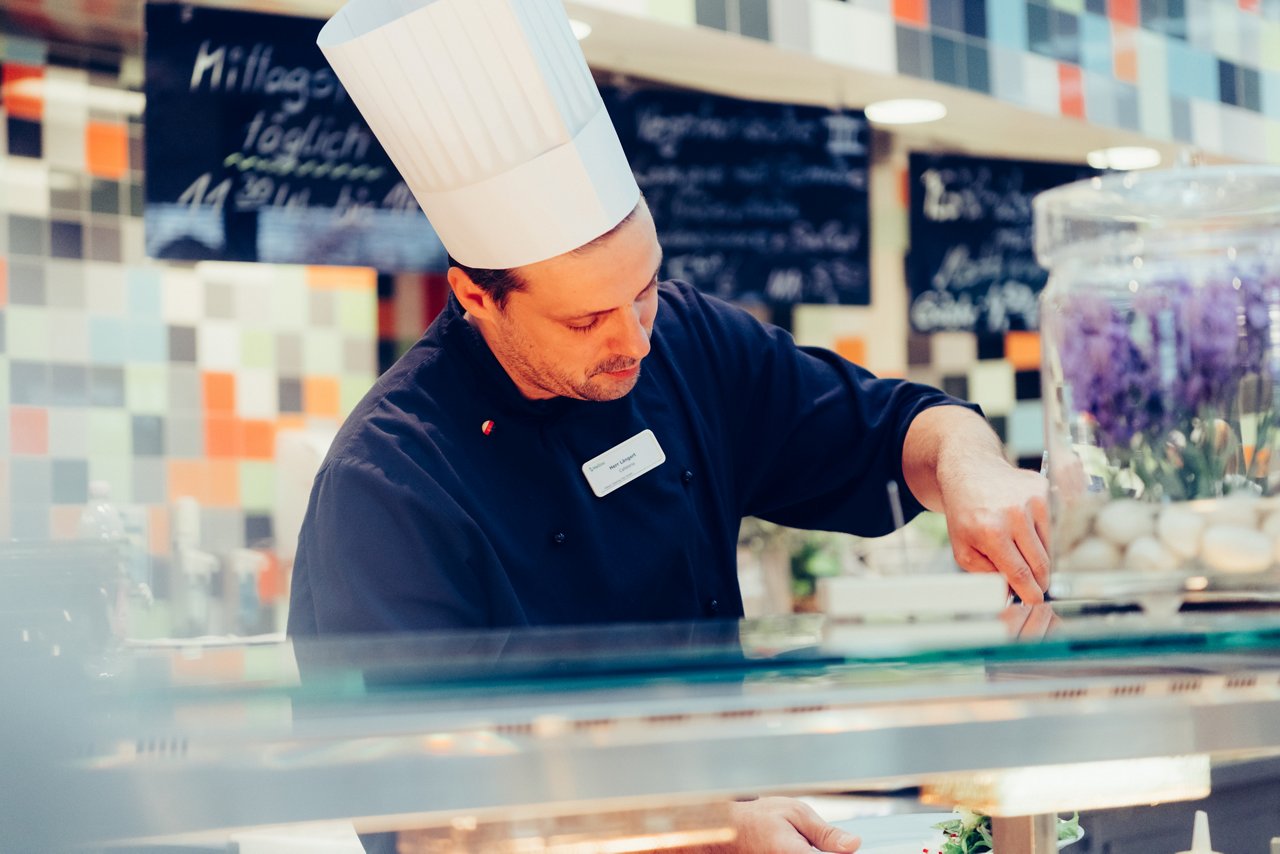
{"left": 568, "top": 318, "right": 601, "bottom": 333}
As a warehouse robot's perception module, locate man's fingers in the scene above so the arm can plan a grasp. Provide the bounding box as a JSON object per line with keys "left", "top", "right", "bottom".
{"left": 786, "top": 802, "right": 860, "bottom": 853}
{"left": 977, "top": 537, "right": 1044, "bottom": 604}
{"left": 1011, "top": 509, "right": 1051, "bottom": 594}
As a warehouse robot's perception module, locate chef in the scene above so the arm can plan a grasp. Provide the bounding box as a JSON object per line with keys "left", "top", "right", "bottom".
{"left": 290, "top": 0, "right": 1050, "bottom": 851}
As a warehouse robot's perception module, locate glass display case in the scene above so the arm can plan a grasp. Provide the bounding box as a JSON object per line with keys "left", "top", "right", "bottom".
{"left": 7, "top": 606, "right": 1280, "bottom": 853}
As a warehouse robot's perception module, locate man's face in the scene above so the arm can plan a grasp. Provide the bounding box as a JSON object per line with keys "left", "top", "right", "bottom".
{"left": 479, "top": 203, "right": 663, "bottom": 402}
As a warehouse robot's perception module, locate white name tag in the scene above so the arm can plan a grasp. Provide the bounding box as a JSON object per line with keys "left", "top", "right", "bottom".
{"left": 581, "top": 429, "right": 666, "bottom": 498}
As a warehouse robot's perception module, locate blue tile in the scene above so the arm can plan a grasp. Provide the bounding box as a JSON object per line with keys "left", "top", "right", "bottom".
{"left": 51, "top": 459, "right": 89, "bottom": 505}
{"left": 89, "top": 366, "right": 126, "bottom": 408}
{"left": 1115, "top": 83, "right": 1141, "bottom": 131}
{"left": 131, "top": 415, "right": 165, "bottom": 457}
{"left": 932, "top": 0, "right": 965, "bottom": 33}
{"left": 1050, "top": 9, "right": 1080, "bottom": 65}
{"left": 49, "top": 365, "right": 89, "bottom": 407}
{"left": 11, "top": 505, "right": 49, "bottom": 541}
{"left": 127, "top": 268, "right": 163, "bottom": 317}
{"left": 740, "top": 0, "right": 770, "bottom": 39}
{"left": 1242, "top": 67, "right": 1261, "bottom": 113}
{"left": 1220, "top": 60, "right": 1238, "bottom": 106}
{"left": 1079, "top": 13, "right": 1112, "bottom": 75}
{"left": 1170, "top": 95, "right": 1193, "bottom": 142}
{"left": 1263, "top": 71, "right": 1280, "bottom": 119}
{"left": 89, "top": 316, "right": 130, "bottom": 364}
{"left": 987, "top": 0, "right": 1027, "bottom": 49}
{"left": 965, "top": 43, "right": 991, "bottom": 93}
{"left": 963, "top": 0, "right": 988, "bottom": 38}
{"left": 10, "top": 361, "right": 49, "bottom": 406}
{"left": 932, "top": 33, "right": 962, "bottom": 85}
{"left": 896, "top": 25, "right": 933, "bottom": 78}
{"left": 1166, "top": 41, "right": 1218, "bottom": 101}
{"left": 10, "top": 458, "right": 52, "bottom": 507}
{"left": 128, "top": 321, "right": 168, "bottom": 363}
{"left": 2, "top": 36, "right": 47, "bottom": 64}
{"left": 695, "top": 0, "right": 727, "bottom": 29}
{"left": 1027, "top": 2, "right": 1052, "bottom": 56}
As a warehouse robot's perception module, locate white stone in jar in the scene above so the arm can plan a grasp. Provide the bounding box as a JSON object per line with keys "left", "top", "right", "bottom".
{"left": 1060, "top": 537, "right": 1121, "bottom": 573}
{"left": 1157, "top": 505, "right": 1206, "bottom": 560}
{"left": 1261, "top": 511, "right": 1280, "bottom": 564}
{"left": 1125, "top": 535, "right": 1180, "bottom": 572}
{"left": 1095, "top": 499, "right": 1155, "bottom": 546}
{"left": 1200, "top": 496, "right": 1263, "bottom": 530}
{"left": 1200, "top": 526, "right": 1274, "bottom": 574}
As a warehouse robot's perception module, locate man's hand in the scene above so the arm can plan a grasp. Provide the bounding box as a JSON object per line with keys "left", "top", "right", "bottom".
{"left": 683, "top": 798, "right": 860, "bottom": 854}
{"left": 903, "top": 406, "right": 1051, "bottom": 604}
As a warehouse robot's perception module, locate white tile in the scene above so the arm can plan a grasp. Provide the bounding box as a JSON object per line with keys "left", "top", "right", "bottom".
{"left": 1211, "top": 4, "right": 1242, "bottom": 64}
{"left": 161, "top": 267, "right": 204, "bottom": 324}
{"left": 1, "top": 159, "right": 52, "bottom": 217}
{"left": 1190, "top": 98, "right": 1224, "bottom": 155}
{"left": 931, "top": 332, "right": 978, "bottom": 369}
{"left": 119, "top": 218, "right": 146, "bottom": 264}
{"left": 967, "top": 360, "right": 1016, "bottom": 416}
{"left": 236, "top": 368, "right": 279, "bottom": 419}
{"left": 1136, "top": 31, "right": 1171, "bottom": 140}
{"left": 48, "top": 407, "right": 90, "bottom": 457}
{"left": 197, "top": 321, "right": 242, "bottom": 370}
{"left": 85, "top": 262, "right": 128, "bottom": 316}
{"left": 1022, "top": 54, "right": 1061, "bottom": 116}
{"left": 1221, "top": 106, "right": 1267, "bottom": 163}
{"left": 990, "top": 47, "right": 1024, "bottom": 105}
{"left": 43, "top": 117, "right": 86, "bottom": 173}
{"left": 810, "top": 2, "right": 894, "bottom": 74}
{"left": 42, "top": 310, "right": 90, "bottom": 363}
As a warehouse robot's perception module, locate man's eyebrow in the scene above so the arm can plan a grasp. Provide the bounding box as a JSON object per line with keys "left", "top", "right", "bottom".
{"left": 564, "top": 265, "right": 662, "bottom": 322}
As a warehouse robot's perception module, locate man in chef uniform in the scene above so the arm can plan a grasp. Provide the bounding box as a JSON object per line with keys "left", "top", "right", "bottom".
{"left": 291, "top": 0, "right": 1051, "bottom": 850}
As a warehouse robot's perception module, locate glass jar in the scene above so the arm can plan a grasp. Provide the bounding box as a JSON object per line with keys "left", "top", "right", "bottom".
{"left": 1035, "top": 166, "right": 1280, "bottom": 608}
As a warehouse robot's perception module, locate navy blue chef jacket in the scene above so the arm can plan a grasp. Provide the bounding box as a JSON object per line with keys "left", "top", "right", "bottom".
{"left": 288, "top": 280, "right": 976, "bottom": 634}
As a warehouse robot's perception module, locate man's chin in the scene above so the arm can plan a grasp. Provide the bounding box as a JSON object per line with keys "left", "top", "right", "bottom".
{"left": 581, "top": 371, "right": 640, "bottom": 402}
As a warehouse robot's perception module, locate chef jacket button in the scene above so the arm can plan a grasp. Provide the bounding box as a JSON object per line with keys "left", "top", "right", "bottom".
{"left": 706, "top": 598, "right": 720, "bottom": 615}
{"left": 552, "top": 532, "right": 567, "bottom": 546}
{"left": 681, "top": 469, "right": 694, "bottom": 485}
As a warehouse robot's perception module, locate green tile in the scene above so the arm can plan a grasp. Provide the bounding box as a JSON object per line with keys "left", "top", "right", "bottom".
{"left": 1267, "top": 121, "right": 1280, "bottom": 162}
{"left": 6, "top": 307, "right": 50, "bottom": 360}
{"left": 239, "top": 461, "right": 275, "bottom": 513}
{"left": 269, "top": 282, "right": 308, "bottom": 330}
{"left": 341, "top": 376, "right": 372, "bottom": 416}
{"left": 649, "top": 0, "right": 695, "bottom": 25}
{"left": 337, "top": 290, "right": 376, "bottom": 336}
{"left": 241, "top": 329, "right": 276, "bottom": 368}
{"left": 125, "top": 363, "right": 168, "bottom": 414}
{"left": 303, "top": 332, "right": 343, "bottom": 374}
{"left": 1049, "top": 0, "right": 1083, "bottom": 12}
{"left": 1263, "top": 23, "right": 1280, "bottom": 73}
{"left": 88, "top": 410, "right": 131, "bottom": 457}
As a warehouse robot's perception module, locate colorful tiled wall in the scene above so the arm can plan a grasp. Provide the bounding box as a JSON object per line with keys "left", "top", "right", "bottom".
{"left": 594, "top": 0, "right": 1280, "bottom": 163}
{"left": 1, "top": 38, "right": 377, "bottom": 560}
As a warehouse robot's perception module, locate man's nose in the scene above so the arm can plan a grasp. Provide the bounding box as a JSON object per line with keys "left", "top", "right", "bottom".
{"left": 611, "top": 305, "right": 651, "bottom": 361}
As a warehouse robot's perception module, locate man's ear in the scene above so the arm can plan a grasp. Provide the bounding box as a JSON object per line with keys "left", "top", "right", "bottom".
{"left": 448, "top": 266, "right": 495, "bottom": 321}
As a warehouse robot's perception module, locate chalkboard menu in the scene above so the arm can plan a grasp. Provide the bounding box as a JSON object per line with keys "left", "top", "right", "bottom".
{"left": 143, "top": 4, "right": 445, "bottom": 270}
{"left": 600, "top": 83, "right": 871, "bottom": 314}
{"left": 907, "top": 152, "right": 1098, "bottom": 334}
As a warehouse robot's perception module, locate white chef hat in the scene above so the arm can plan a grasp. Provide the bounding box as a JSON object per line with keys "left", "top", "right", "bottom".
{"left": 318, "top": 0, "right": 641, "bottom": 270}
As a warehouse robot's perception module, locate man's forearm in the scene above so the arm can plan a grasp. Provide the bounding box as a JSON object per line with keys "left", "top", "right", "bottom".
{"left": 901, "top": 404, "right": 1009, "bottom": 513}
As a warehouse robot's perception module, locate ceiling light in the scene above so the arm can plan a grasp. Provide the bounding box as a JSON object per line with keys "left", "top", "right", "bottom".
{"left": 864, "top": 98, "right": 947, "bottom": 125}
{"left": 1087, "top": 146, "right": 1162, "bottom": 170}
{"left": 569, "top": 18, "right": 592, "bottom": 40}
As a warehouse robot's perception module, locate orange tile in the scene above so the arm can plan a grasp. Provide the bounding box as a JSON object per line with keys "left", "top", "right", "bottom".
{"left": 168, "top": 460, "right": 210, "bottom": 504}
{"left": 205, "top": 416, "right": 241, "bottom": 458}
{"left": 834, "top": 336, "right": 867, "bottom": 366}
{"left": 11, "top": 407, "right": 49, "bottom": 455}
{"left": 2, "top": 63, "right": 44, "bottom": 121}
{"left": 306, "top": 265, "right": 376, "bottom": 292}
{"left": 50, "top": 506, "right": 82, "bottom": 539}
{"left": 203, "top": 372, "right": 236, "bottom": 414}
{"left": 893, "top": 0, "right": 928, "bottom": 26}
{"left": 276, "top": 414, "right": 308, "bottom": 434}
{"left": 149, "top": 505, "right": 171, "bottom": 556}
{"left": 1240, "top": 0, "right": 1260, "bottom": 11}
{"left": 242, "top": 420, "right": 276, "bottom": 459}
{"left": 1112, "top": 23, "right": 1138, "bottom": 82}
{"left": 86, "top": 121, "right": 129, "bottom": 179}
{"left": 1005, "top": 331, "right": 1042, "bottom": 370}
{"left": 1058, "top": 63, "right": 1085, "bottom": 119}
{"left": 1108, "top": 0, "right": 1139, "bottom": 27}
{"left": 304, "top": 377, "right": 341, "bottom": 417}
{"left": 207, "top": 460, "right": 240, "bottom": 507}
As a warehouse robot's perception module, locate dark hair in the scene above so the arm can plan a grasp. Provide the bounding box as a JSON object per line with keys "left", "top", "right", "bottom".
{"left": 447, "top": 202, "right": 643, "bottom": 312}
